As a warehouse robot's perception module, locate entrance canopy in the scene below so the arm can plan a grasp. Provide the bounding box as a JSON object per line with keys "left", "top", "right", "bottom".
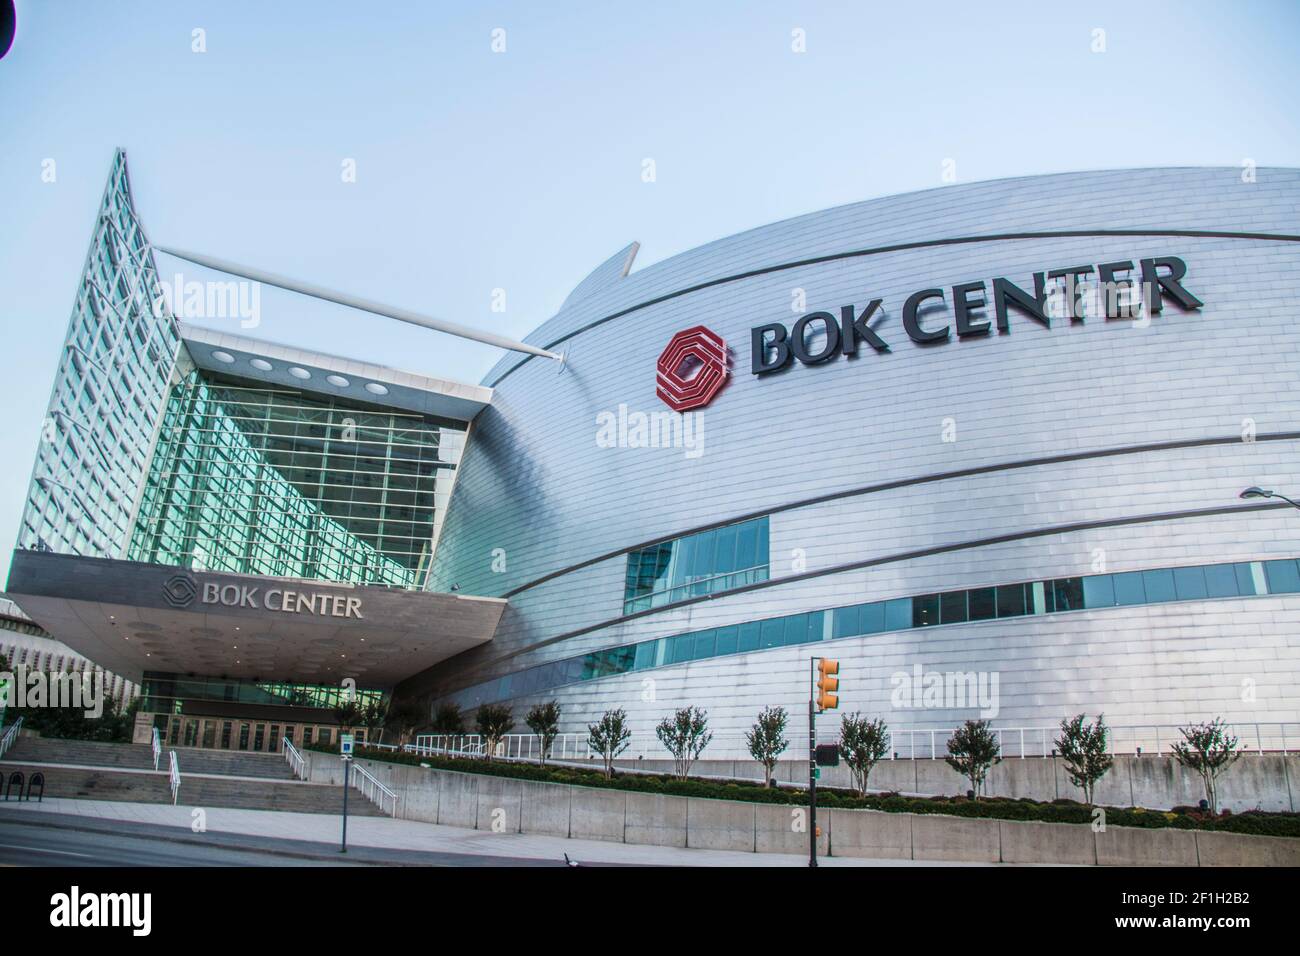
{"left": 5, "top": 550, "right": 505, "bottom": 687}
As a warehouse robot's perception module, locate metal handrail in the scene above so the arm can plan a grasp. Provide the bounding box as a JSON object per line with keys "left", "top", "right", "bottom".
{"left": 283, "top": 736, "right": 306, "bottom": 779}
{"left": 414, "top": 721, "right": 1298, "bottom": 763}
{"left": 168, "top": 750, "right": 180, "bottom": 805}
{"left": 350, "top": 760, "right": 399, "bottom": 817}
{"left": 152, "top": 726, "right": 161, "bottom": 771}
{"left": 0, "top": 717, "right": 24, "bottom": 760}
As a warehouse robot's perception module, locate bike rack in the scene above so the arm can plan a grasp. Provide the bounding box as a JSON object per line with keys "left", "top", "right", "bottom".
{"left": 25, "top": 772, "right": 44, "bottom": 802}
{"left": 4, "top": 771, "right": 24, "bottom": 801}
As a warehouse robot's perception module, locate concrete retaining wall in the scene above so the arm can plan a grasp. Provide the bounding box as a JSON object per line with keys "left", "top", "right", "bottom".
{"left": 305, "top": 751, "right": 1300, "bottom": 865}
{"left": 599, "top": 753, "right": 1298, "bottom": 812}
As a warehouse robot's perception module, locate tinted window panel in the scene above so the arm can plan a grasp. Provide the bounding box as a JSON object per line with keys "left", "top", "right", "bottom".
{"left": 1112, "top": 572, "right": 1146, "bottom": 606}
{"left": 669, "top": 634, "right": 693, "bottom": 664}
{"left": 1203, "top": 564, "right": 1239, "bottom": 598}
{"left": 913, "top": 594, "right": 939, "bottom": 627}
{"left": 1173, "top": 566, "right": 1208, "bottom": 600}
{"left": 1143, "top": 568, "right": 1176, "bottom": 603}
{"left": 1052, "top": 578, "right": 1084, "bottom": 612}
{"left": 633, "top": 641, "right": 657, "bottom": 670}
{"left": 833, "top": 606, "right": 859, "bottom": 639}
{"left": 1234, "top": 563, "right": 1259, "bottom": 596}
{"left": 940, "top": 590, "right": 968, "bottom": 624}
{"left": 996, "top": 583, "right": 1027, "bottom": 618}
{"left": 969, "top": 587, "right": 996, "bottom": 620}
{"left": 1082, "top": 575, "right": 1116, "bottom": 608}
{"left": 692, "top": 630, "right": 716, "bottom": 660}
{"left": 738, "top": 622, "right": 761, "bottom": 652}
{"left": 760, "top": 618, "right": 784, "bottom": 649}
{"left": 783, "top": 614, "right": 808, "bottom": 646}
{"left": 859, "top": 602, "right": 885, "bottom": 634}
{"left": 1265, "top": 559, "right": 1300, "bottom": 594}
{"left": 884, "top": 598, "right": 912, "bottom": 631}
{"left": 714, "top": 625, "right": 739, "bottom": 656}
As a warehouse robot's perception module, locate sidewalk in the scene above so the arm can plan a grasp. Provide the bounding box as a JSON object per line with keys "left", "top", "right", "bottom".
{"left": 0, "top": 796, "right": 985, "bottom": 867}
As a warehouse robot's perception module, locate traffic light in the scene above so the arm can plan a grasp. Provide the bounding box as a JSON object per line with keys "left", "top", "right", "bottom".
{"left": 815, "top": 658, "right": 840, "bottom": 711}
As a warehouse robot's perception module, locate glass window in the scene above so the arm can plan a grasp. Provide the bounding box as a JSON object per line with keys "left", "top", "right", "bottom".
{"left": 1143, "top": 568, "right": 1177, "bottom": 603}
{"left": 1264, "top": 559, "right": 1300, "bottom": 594}
{"left": 858, "top": 602, "right": 885, "bottom": 634}
{"left": 622, "top": 516, "right": 770, "bottom": 613}
{"left": 940, "top": 590, "right": 968, "bottom": 624}
{"left": 692, "top": 630, "right": 716, "bottom": 660}
{"left": 913, "top": 594, "right": 939, "bottom": 627}
{"left": 1203, "top": 564, "right": 1239, "bottom": 598}
{"left": 760, "top": 618, "right": 784, "bottom": 649}
{"left": 738, "top": 622, "right": 761, "bottom": 652}
{"left": 1052, "top": 578, "right": 1084, "bottom": 612}
{"left": 1235, "top": 563, "right": 1260, "bottom": 596}
{"left": 633, "top": 641, "right": 657, "bottom": 671}
{"left": 669, "top": 634, "right": 693, "bottom": 665}
{"left": 1082, "top": 575, "right": 1115, "bottom": 608}
{"left": 832, "top": 605, "right": 859, "bottom": 639}
{"left": 968, "top": 587, "right": 996, "bottom": 621}
{"left": 1173, "top": 566, "right": 1208, "bottom": 600}
{"left": 884, "top": 598, "right": 911, "bottom": 631}
{"left": 782, "top": 614, "right": 808, "bottom": 645}
{"left": 714, "top": 626, "right": 739, "bottom": 656}
{"left": 1112, "top": 572, "right": 1146, "bottom": 606}
{"left": 996, "top": 583, "right": 1027, "bottom": 618}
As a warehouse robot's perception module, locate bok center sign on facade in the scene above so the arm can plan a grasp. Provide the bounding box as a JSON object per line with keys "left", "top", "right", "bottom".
{"left": 751, "top": 255, "right": 1203, "bottom": 375}
{"left": 198, "top": 581, "right": 363, "bottom": 619}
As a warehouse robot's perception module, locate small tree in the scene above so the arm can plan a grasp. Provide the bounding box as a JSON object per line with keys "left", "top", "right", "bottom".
{"left": 587, "top": 708, "right": 631, "bottom": 779}
{"left": 745, "top": 706, "right": 789, "bottom": 787}
{"left": 945, "top": 719, "right": 1002, "bottom": 799}
{"left": 839, "top": 712, "right": 890, "bottom": 797}
{"left": 1171, "top": 718, "right": 1242, "bottom": 814}
{"left": 525, "top": 700, "right": 562, "bottom": 766}
{"left": 384, "top": 698, "right": 424, "bottom": 747}
{"left": 475, "top": 704, "right": 513, "bottom": 760}
{"left": 656, "top": 706, "right": 713, "bottom": 780}
{"left": 1055, "top": 713, "right": 1114, "bottom": 805}
{"left": 431, "top": 702, "right": 465, "bottom": 741}
{"left": 332, "top": 699, "right": 363, "bottom": 733}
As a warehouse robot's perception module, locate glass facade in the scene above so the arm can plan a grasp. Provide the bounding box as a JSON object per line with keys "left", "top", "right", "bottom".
{"left": 444, "top": 556, "right": 1300, "bottom": 710}
{"left": 623, "top": 516, "right": 769, "bottom": 614}
{"left": 16, "top": 149, "right": 180, "bottom": 559}
{"left": 127, "top": 369, "right": 461, "bottom": 588}
{"left": 140, "top": 672, "right": 384, "bottom": 715}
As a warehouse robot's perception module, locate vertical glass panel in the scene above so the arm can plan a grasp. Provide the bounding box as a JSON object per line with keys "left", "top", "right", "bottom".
{"left": 858, "top": 602, "right": 885, "bottom": 634}
{"left": 940, "top": 590, "right": 968, "bottom": 624}
{"left": 996, "top": 583, "right": 1027, "bottom": 618}
{"left": 968, "top": 587, "right": 996, "bottom": 620}
{"left": 714, "top": 625, "right": 739, "bottom": 656}
{"left": 833, "top": 605, "right": 860, "bottom": 639}
{"left": 691, "top": 630, "right": 716, "bottom": 660}
{"left": 1264, "top": 559, "right": 1300, "bottom": 594}
{"left": 884, "top": 598, "right": 911, "bottom": 631}
{"left": 913, "top": 594, "right": 939, "bottom": 627}
{"left": 1172, "top": 566, "right": 1208, "bottom": 600}
{"left": 783, "top": 613, "right": 809, "bottom": 645}
{"left": 1052, "top": 578, "right": 1084, "bottom": 612}
{"left": 1112, "top": 572, "right": 1146, "bottom": 606}
{"left": 1204, "top": 564, "right": 1239, "bottom": 598}
{"left": 1082, "top": 575, "right": 1116, "bottom": 608}
{"left": 760, "top": 618, "right": 784, "bottom": 649}
{"left": 632, "top": 641, "right": 657, "bottom": 671}
{"left": 669, "top": 634, "right": 693, "bottom": 665}
{"left": 1142, "top": 568, "right": 1177, "bottom": 603}
{"left": 738, "top": 622, "right": 761, "bottom": 652}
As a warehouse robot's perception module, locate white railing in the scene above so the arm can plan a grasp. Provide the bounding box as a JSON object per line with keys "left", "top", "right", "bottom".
{"left": 413, "top": 721, "right": 1299, "bottom": 764}
{"left": 350, "top": 760, "right": 399, "bottom": 817}
{"left": 0, "top": 716, "right": 24, "bottom": 760}
{"left": 283, "top": 736, "right": 306, "bottom": 779}
{"left": 151, "top": 726, "right": 161, "bottom": 771}
{"left": 168, "top": 750, "right": 180, "bottom": 805}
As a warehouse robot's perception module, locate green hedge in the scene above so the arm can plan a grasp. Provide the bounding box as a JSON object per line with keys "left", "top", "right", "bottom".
{"left": 309, "top": 743, "right": 1300, "bottom": 839}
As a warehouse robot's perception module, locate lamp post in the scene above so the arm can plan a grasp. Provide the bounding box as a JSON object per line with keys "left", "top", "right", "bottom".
{"left": 1240, "top": 487, "right": 1300, "bottom": 510}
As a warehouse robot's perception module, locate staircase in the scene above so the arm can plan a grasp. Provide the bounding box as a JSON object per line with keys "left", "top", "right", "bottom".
{"left": 0, "top": 735, "right": 385, "bottom": 816}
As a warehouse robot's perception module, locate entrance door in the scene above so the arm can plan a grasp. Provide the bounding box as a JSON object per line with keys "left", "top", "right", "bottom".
{"left": 268, "top": 724, "right": 280, "bottom": 753}
{"left": 183, "top": 719, "right": 199, "bottom": 748}
{"left": 220, "top": 721, "right": 233, "bottom": 749}
{"left": 253, "top": 723, "right": 266, "bottom": 752}
{"left": 201, "top": 720, "right": 217, "bottom": 749}
{"left": 238, "top": 723, "right": 250, "bottom": 751}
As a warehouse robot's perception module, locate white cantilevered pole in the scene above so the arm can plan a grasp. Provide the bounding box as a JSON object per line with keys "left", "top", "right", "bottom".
{"left": 152, "top": 245, "right": 562, "bottom": 361}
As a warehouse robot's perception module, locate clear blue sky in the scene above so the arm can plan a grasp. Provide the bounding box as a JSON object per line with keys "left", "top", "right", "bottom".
{"left": 2, "top": 0, "right": 1298, "bottom": 581}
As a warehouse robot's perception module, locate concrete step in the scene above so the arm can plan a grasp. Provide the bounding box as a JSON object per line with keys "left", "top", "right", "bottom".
{"left": 5, "top": 737, "right": 297, "bottom": 780}
{"left": 0, "top": 762, "right": 386, "bottom": 816}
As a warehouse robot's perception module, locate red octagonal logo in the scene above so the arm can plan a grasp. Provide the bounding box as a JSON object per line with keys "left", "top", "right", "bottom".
{"left": 656, "top": 325, "right": 729, "bottom": 411}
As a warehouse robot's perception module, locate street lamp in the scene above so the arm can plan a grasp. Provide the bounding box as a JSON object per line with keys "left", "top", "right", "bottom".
{"left": 1240, "top": 487, "right": 1300, "bottom": 509}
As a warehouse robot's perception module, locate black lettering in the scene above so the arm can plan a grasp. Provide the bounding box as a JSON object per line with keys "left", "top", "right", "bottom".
{"left": 1141, "top": 256, "right": 1203, "bottom": 314}
{"left": 1047, "top": 265, "right": 1095, "bottom": 322}
{"left": 902, "top": 288, "right": 949, "bottom": 344}
{"left": 751, "top": 323, "right": 792, "bottom": 375}
{"left": 790, "top": 311, "right": 841, "bottom": 364}
{"left": 952, "top": 281, "right": 989, "bottom": 337}
{"left": 838, "top": 301, "right": 889, "bottom": 355}
{"left": 992, "top": 274, "right": 1049, "bottom": 330}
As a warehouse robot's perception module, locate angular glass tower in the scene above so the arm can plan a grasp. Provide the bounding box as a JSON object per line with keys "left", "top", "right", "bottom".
{"left": 16, "top": 149, "right": 180, "bottom": 559}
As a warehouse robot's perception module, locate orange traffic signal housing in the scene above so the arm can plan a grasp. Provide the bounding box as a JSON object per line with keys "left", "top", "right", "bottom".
{"left": 816, "top": 658, "right": 840, "bottom": 711}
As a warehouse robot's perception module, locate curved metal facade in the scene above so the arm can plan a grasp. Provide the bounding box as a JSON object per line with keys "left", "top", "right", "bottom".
{"left": 410, "top": 167, "right": 1300, "bottom": 752}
